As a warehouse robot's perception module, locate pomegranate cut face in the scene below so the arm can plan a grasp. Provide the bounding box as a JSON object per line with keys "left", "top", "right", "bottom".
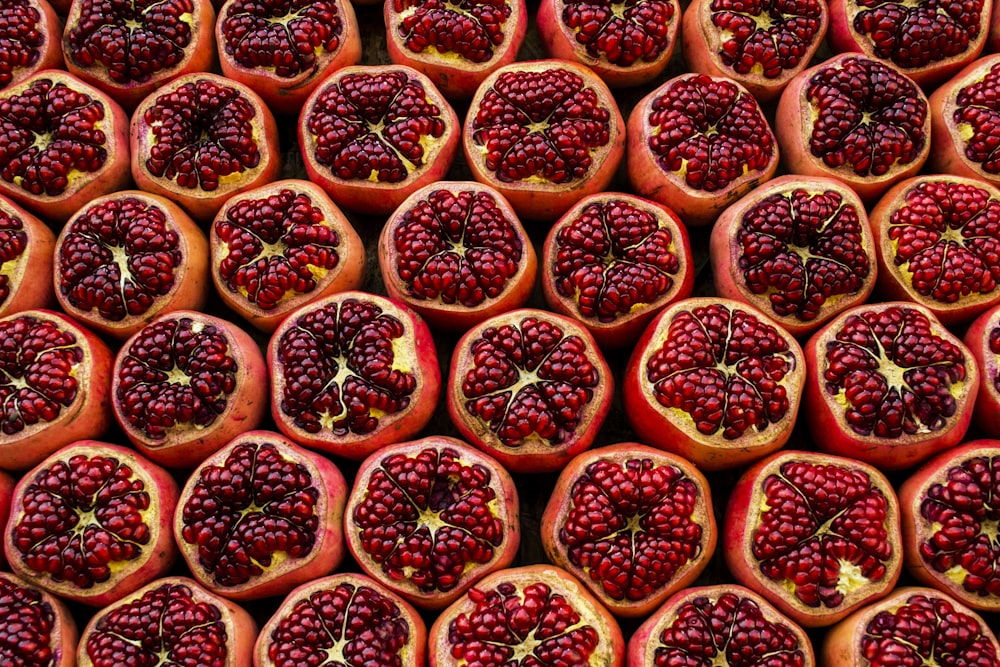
{"left": 390, "top": 0, "right": 515, "bottom": 64}
{"left": 0, "top": 196, "right": 55, "bottom": 318}
{"left": 0, "top": 572, "right": 77, "bottom": 667}
{"left": 954, "top": 61, "right": 1000, "bottom": 175}
{"left": 0, "top": 209, "right": 28, "bottom": 308}
{"left": 933, "top": 56, "right": 1000, "bottom": 185}
{"left": 965, "top": 305, "right": 1000, "bottom": 438}
{"left": 556, "top": 0, "right": 676, "bottom": 68}
{"left": 0, "top": 0, "right": 60, "bottom": 90}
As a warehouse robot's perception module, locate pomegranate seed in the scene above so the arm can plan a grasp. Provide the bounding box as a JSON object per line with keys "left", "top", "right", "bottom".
{"left": 0, "top": 209, "right": 28, "bottom": 307}
{"left": 955, "top": 60, "right": 1000, "bottom": 176}
{"left": 562, "top": 0, "right": 676, "bottom": 66}
{"left": 710, "top": 0, "right": 825, "bottom": 78}
{"left": 852, "top": 0, "right": 985, "bottom": 69}
{"left": 0, "top": 0, "right": 46, "bottom": 89}
{"left": 0, "top": 574, "right": 58, "bottom": 665}
{"left": 394, "top": 0, "right": 511, "bottom": 63}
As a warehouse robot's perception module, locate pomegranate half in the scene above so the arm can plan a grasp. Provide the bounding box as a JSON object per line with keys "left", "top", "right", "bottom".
{"left": 0, "top": 571, "right": 78, "bottom": 667}
{"left": 965, "top": 302, "right": 1000, "bottom": 437}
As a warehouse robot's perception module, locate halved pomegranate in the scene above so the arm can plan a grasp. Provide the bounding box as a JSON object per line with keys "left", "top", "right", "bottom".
{"left": 627, "top": 72, "right": 780, "bottom": 227}
{"left": 131, "top": 72, "right": 282, "bottom": 223}
{"left": 379, "top": 181, "right": 537, "bottom": 332}
{"left": 775, "top": 53, "right": 930, "bottom": 204}
{"left": 254, "top": 572, "right": 427, "bottom": 667}
{"left": 211, "top": 178, "right": 366, "bottom": 333}
{"left": 536, "top": 0, "right": 681, "bottom": 88}
{"left": 965, "top": 303, "right": 1000, "bottom": 437}
{"left": 447, "top": 307, "right": 614, "bottom": 473}
{"left": 710, "top": 175, "right": 877, "bottom": 338}
{"left": 345, "top": 436, "right": 520, "bottom": 610}
{"left": 299, "top": 64, "right": 459, "bottom": 216}
{"left": 627, "top": 584, "right": 816, "bottom": 666}
{"left": 0, "top": 194, "right": 55, "bottom": 317}
{"left": 176, "top": 429, "right": 347, "bottom": 601}
{"left": 4, "top": 441, "right": 179, "bottom": 607}
{"left": 429, "top": 564, "right": 625, "bottom": 667}
{"left": 217, "top": 0, "right": 362, "bottom": 115}
{"left": 0, "top": 309, "right": 113, "bottom": 471}
{"left": 385, "top": 0, "right": 528, "bottom": 99}
{"left": 541, "top": 443, "right": 717, "bottom": 618}
{"left": 623, "top": 297, "right": 806, "bottom": 472}
{"left": 541, "top": 192, "right": 695, "bottom": 349}
{"left": 804, "top": 301, "right": 979, "bottom": 471}
{"left": 463, "top": 58, "right": 626, "bottom": 222}
{"left": 0, "top": 69, "right": 131, "bottom": 224}
{"left": 112, "top": 310, "right": 268, "bottom": 468}
{"left": 77, "top": 576, "right": 257, "bottom": 667}
{"left": 268, "top": 291, "right": 440, "bottom": 461}
{"left": 0, "top": 0, "right": 64, "bottom": 91}
{"left": 0, "top": 571, "right": 78, "bottom": 667}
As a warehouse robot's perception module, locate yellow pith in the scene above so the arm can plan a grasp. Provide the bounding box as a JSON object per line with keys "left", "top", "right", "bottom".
{"left": 835, "top": 560, "right": 869, "bottom": 596}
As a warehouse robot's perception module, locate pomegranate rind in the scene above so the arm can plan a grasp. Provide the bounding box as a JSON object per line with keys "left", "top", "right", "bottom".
{"left": 804, "top": 301, "right": 979, "bottom": 471}
{"left": 0, "top": 470, "right": 12, "bottom": 569}
{"left": 0, "top": 194, "right": 55, "bottom": 318}
{"left": 626, "top": 583, "right": 816, "bottom": 667}
{"left": 254, "top": 571, "right": 428, "bottom": 667}
{"left": 2, "top": 0, "right": 65, "bottom": 90}
{"left": 710, "top": 174, "right": 878, "bottom": 338}
{"left": 991, "top": 0, "right": 1000, "bottom": 51}
{"left": 622, "top": 297, "right": 806, "bottom": 472}
{"left": 429, "top": 564, "right": 625, "bottom": 667}
{"left": 345, "top": 436, "right": 521, "bottom": 610}
{"left": 4, "top": 441, "right": 180, "bottom": 607}
{"left": 965, "top": 303, "right": 1000, "bottom": 437}
{"left": 211, "top": 178, "right": 367, "bottom": 334}
{"left": 540, "top": 442, "right": 717, "bottom": 618}
{"left": 0, "top": 571, "right": 79, "bottom": 667}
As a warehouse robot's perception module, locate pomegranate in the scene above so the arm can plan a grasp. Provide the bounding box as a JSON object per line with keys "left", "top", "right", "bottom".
{"left": 378, "top": 181, "right": 538, "bottom": 332}
{"left": 112, "top": 310, "right": 268, "bottom": 468}
{"left": 626, "top": 72, "right": 780, "bottom": 227}
{"left": 821, "top": 587, "right": 1000, "bottom": 666}
{"left": 4, "top": 441, "right": 179, "bottom": 607}
{"left": 535, "top": 0, "right": 681, "bottom": 88}
{"left": 268, "top": 291, "right": 440, "bottom": 461}
{"left": 0, "top": 69, "right": 131, "bottom": 225}
{"left": 0, "top": 571, "right": 78, "bottom": 667}
{"left": 53, "top": 190, "right": 211, "bottom": 341}
{"left": 0, "top": 194, "right": 55, "bottom": 318}
{"left": 217, "top": 0, "right": 362, "bottom": 115}
{"left": 298, "top": 64, "right": 460, "bottom": 217}
{"left": 176, "top": 429, "right": 347, "bottom": 601}
{"left": 463, "top": 58, "right": 626, "bottom": 222}
{"left": 429, "top": 564, "right": 625, "bottom": 667}
{"left": 710, "top": 175, "right": 877, "bottom": 338}
{"left": 345, "top": 436, "right": 520, "bottom": 610}
{"left": 541, "top": 192, "right": 695, "bottom": 349}
{"left": 622, "top": 297, "right": 806, "bottom": 472}
{"left": 77, "top": 576, "right": 257, "bottom": 667}
{"left": 385, "top": 0, "right": 528, "bottom": 99}
{"left": 540, "top": 442, "right": 717, "bottom": 618}
{"left": 929, "top": 54, "right": 1000, "bottom": 188}
{"left": 0, "top": 0, "right": 64, "bottom": 91}
{"left": 681, "top": 0, "right": 828, "bottom": 101}
{"left": 254, "top": 572, "right": 427, "bottom": 667}
{"left": 992, "top": 1, "right": 1000, "bottom": 50}
{"left": 965, "top": 303, "right": 1000, "bottom": 437}
{"left": 447, "top": 307, "right": 613, "bottom": 473}
{"left": 775, "top": 53, "right": 930, "bottom": 204}
{"left": 627, "top": 584, "right": 816, "bottom": 667}
{"left": 804, "top": 301, "right": 979, "bottom": 471}
{"left": 899, "top": 440, "right": 1000, "bottom": 612}
{"left": 0, "top": 309, "right": 113, "bottom": 472}
{"left": 131, "top": 71, "right": 282, "bottom": 223}
{"left": 211, "top": 178, "right": 366, "bottom": 334}
{"left": 62, "top": 0, "right": 217, "bottom": 111}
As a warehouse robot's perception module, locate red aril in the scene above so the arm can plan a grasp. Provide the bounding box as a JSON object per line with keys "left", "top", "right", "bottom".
{"left": 965, "top": 303, "right": 1000, "bottom": 437}
{"left": 0, "top": 0, "right": 64, "bottom": 91}
{"left": 541, "top": 442, "right": 717, "bottom": 618}
{"left": 0, "top": 571, "right": 78, "bottom": 667}
{"left": 0, "top": 194, "right": 55, "bottom": 317}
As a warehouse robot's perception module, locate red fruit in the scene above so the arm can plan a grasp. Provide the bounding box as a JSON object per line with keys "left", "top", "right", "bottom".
{"left": 463, "top": 59, "right": 626, "bottom": 222}
{"left": 804, "top": 301, "right": 979, "bottom": 471}
{"left": 710, "top": 175, "right": 878, "bottom": 338}
{"left": 268, "top": 291, "right": 440, "bottom": 461}
{"left": 345, "top": 436, "right": 520, "bottom": 610}
{"left": 447, "top": 307, "right": 614, "bottom": 473}
{"left": 385, "top": 0, "right": 528, "bottom": 99}
{"left": 623, "top": 297, "right": 806, "bottom": 472}
{"left": 4, "top": 441, "right": 179, "bottom": 607}
{"left": 254, "top": 572, "right": 427, "bottom": 667}
{"left": 0, "top": 0, "right": 64, "bottom": 91}
{"left": 627, "top": 584, "right": 816, "bottom": 667}
{"left": 992, "top": 1, "right": 1000, "bottom": 50}
{"left": 541, "top": 443, "right": 717, "bottom": 618}
{"left": 429, "top": 564, "right": 625, "bottom": 667}
{"left": 0, "top": 571, "right": 78, "bottom": 667}
{"left": 112, "top": 310, "right": 268, "bottom": 468}
{"left": 536, "top": 0, "right": 680, "bottom": 88}
{"left": 627, "top": 72, "right": 780, "bottom": 227}
{"left": 211, "top": 179, "right": 366, "bottom": 334}
{"left": 775, "top": 53, "right": 930, "bottom": 204}
{"left": 0, "top": 309, "right": 113, "bottom": 471}
{"left": 77, "top": 576, "right": 257, "bottom": 667}
{"left": 379, "top": 181, "right": 537, "bottom": 332}
{"left": 217, "top": 0, "right": 362, "bottom": 115}
{"left": 681, "top": 0, "right": 828, "bottom": 102}
{"left": 299, "top": 64, "right": 460, "bottom": 216}
{"left": 542, "top": 192, "right": 695, "bottom": 349}
{"left": 63, "top": 0, "right": 217, "bottom": 111}
{"left": 965, "top": 303, "right": 1000, "bottom": 437}
{"left": 0, "top": 69, "right": 131, "bottom": 224}
{"left": 176, "top": 430, "right": 347, "bottom": 601}
{"left": 0, "top": 194, "right": 55, "bottom": 318}
{"left": 131, "top": 72, "right": 282, "bottom": 223}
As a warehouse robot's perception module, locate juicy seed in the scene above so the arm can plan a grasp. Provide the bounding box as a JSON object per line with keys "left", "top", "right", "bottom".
{"left": 0, "top": 0, "right": 45, "bottom": 88}
{"left": 710, "top": 0, "right": 825, "bottom": 78}
{"left": 562, "top": 0, "right": 676, "bottom": 66}
{"left": 393, "top": 0, "right": 512, "bottom": 63}
{"left": 0, "top": 576, "right": 57, "bottom": 665}
{"left": 954, "top": 61, "right": 1000, "bottom": 175}
{"left": 0, "top": 207, "right": 28, "bottom": 307}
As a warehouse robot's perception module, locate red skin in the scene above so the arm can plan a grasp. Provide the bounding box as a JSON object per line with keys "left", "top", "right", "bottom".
{"left": 4, "top": 0, "right": 65, "bottom": 90}
{"left": 964, "top": 304, "right": 1000, "bottom": 438}
{"left": 0, "top": 470, "right": 13, "bottom": 569}
{"left": 0, "top": 195, "right": 55, "bottom": 318}
{"left": 992, "top": 0, "right": 1000, "bottom": 51}
{"left": 0, "top": 571, "right": 79, "bottom": 667}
